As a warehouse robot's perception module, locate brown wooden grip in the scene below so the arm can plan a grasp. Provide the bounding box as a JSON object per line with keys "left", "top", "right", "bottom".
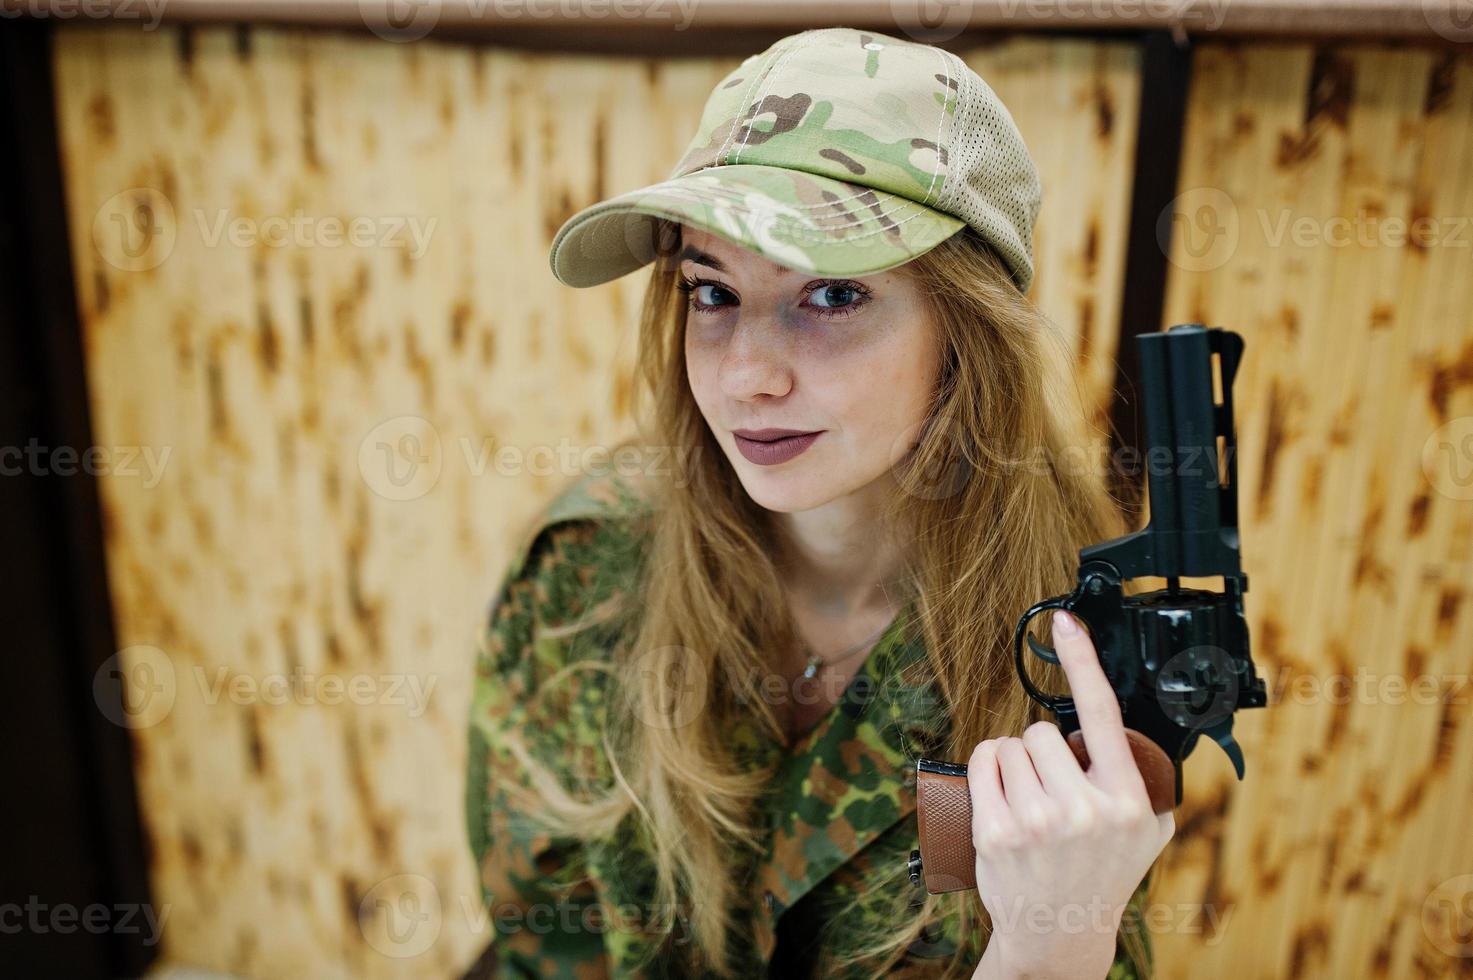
{"left": 913, "top": 728, "right": 1176, "bottom": 894}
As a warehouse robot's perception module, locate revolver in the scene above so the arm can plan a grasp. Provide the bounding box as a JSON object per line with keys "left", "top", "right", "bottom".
{"left": 907, "top": 323, "right": 1269, "bottom": 894}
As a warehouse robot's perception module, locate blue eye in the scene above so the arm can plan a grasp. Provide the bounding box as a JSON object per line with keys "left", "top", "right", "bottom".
{"left": 806, "top": 282, "right": 868, "bottom": 317}
{"left": 676, "top": 274, "right": 737, "bottom": 311}
{"left": 675, "top": 274, "right": 871, "bottom": 320}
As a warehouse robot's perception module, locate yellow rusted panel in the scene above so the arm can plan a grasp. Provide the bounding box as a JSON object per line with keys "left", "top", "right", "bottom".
{"left": 1162, "top": 42, "right": 1473, "bottom": 980}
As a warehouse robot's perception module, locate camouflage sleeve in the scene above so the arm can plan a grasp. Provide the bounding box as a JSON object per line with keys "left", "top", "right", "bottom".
{"left": 465, "top": 518, "right": 613, "bottom": 978}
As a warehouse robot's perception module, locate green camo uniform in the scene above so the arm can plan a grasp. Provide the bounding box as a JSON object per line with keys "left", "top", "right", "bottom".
{"left": 466, "top": 474, "right": 1153, "bottom": 978}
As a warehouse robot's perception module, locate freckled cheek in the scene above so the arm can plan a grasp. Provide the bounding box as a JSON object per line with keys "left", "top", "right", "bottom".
{"left": 825, "top": 346, "right": 927, "bottom": 448}
{"left": 806, "top": 367, "right": 881, "bottom": 444}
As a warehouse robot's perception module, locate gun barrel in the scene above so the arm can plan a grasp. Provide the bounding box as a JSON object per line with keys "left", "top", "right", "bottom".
{"left": 1082, "top": 324, "right": 1245, "bottom": 580}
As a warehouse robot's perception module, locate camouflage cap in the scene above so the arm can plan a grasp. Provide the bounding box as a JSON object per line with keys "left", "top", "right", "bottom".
{"left": 548, "top": 26, "right": 1044, "bottom": 295}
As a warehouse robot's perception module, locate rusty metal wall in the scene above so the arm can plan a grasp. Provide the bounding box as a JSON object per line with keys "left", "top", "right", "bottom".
{"left": 1158, "top": 42, "right": 1473, "bottom": 978}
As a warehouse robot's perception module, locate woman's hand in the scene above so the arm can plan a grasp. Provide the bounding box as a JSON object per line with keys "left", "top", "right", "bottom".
{"left": 968, "top": 610, "right": 1174, "bottom": 980}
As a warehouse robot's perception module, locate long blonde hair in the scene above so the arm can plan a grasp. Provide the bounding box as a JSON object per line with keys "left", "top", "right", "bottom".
{"left": 492, "top": 223, "right": 1154, "bottom": 978}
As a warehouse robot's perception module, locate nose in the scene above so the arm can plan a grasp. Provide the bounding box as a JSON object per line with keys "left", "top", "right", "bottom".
{"left": 716, "top": 317, "right": 793, "bottom": 402}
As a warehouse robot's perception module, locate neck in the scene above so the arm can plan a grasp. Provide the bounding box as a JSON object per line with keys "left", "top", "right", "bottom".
{"left": 771, "top": 476, "right": 913, "bottom": 619}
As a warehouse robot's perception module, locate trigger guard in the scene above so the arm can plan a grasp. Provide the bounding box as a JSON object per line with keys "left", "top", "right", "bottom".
{"left": 1014, "top": 598, "right": 1075, "bottom": 714}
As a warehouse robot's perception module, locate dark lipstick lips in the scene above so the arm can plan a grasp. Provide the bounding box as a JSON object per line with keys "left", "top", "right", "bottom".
{"left": 732, "top": 429, "right": 823, "bottom": 465}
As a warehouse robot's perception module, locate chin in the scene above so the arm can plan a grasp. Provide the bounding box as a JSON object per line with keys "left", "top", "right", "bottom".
{"left": 729, "top": 459, "right": 857, "bottom": 514}
{"left": 741, "top": 484, "right": 823, "bottom": 514}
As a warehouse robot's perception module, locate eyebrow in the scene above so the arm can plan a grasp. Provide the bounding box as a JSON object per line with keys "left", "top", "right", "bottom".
{"left": 677, "top": 246, "right": 727, "bottom": 273}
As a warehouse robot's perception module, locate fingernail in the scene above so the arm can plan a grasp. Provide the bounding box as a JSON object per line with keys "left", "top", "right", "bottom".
{"left": 1055, "top": 611, "right": 1079, "bottom": 635}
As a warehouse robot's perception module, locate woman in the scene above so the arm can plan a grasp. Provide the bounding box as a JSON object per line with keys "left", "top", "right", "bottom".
{"left": 467, "top": 26, "right": 1173, "bottom": 980}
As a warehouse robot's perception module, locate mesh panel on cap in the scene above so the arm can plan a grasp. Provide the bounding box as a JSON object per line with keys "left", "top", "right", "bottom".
{"left": 931, "top": 48, "right": 1043, "bottom": 293}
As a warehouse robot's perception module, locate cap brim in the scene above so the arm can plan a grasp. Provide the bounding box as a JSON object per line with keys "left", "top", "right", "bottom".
{"left": 548, "top": 164, "right": 965, "bottom": 288}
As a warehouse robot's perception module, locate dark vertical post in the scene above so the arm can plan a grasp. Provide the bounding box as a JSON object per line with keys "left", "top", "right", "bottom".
{"left": 0, "top": 21, "right": 158, "bottom": 978}
{"left": 1109, "top": 30, "right": 1195, "bottom": 528}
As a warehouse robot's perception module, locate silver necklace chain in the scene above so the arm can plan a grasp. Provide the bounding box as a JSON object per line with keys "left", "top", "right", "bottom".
{"left": 798, "top": 619, "right": 894, "bottom": 680}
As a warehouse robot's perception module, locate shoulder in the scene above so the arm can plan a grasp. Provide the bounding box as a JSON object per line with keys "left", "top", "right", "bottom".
{"left": 472, "top": 471, "right": 652, "bottom": 787}
{"left": 491, "top": 471, "right": 655, "bottom": 644}
{"left": 502, "top": 468, "right": 656, "bottom": 586}
{"left": 478, "top": 470, "right": 653, "bottom": 698}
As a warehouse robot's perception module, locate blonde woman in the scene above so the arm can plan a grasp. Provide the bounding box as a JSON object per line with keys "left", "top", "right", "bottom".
{"left": 466, "top": 25, "right": 1173, "bottom": 980}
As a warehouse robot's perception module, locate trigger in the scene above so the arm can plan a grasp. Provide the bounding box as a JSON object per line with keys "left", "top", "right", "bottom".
{"left": 1206, "top": 719, "right": 1246, "bottom": 779}
{"left": 1026, "top": 633, "right": 1061, "bottom": 665}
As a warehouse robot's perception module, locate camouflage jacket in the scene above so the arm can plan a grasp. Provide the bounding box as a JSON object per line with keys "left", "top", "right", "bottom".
{"left": 466, "top": 474, "right": 1154, "bottom": 978}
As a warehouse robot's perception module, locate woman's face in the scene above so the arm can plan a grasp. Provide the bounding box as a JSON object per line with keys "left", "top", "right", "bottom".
{"left": 680, "top": 225, "right": 941, "bottom": 514}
